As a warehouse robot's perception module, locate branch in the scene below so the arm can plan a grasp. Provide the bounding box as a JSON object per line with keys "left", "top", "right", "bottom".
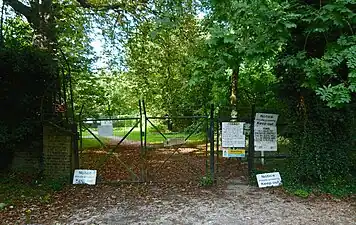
{"left": 3, "top": 0, "right": 32, "bottom": 21}
{"left": 76, "top": 0, "right": 134, "bottom": 11}
{"left": 76, "top": 0, "right": 94, "bottom": 8}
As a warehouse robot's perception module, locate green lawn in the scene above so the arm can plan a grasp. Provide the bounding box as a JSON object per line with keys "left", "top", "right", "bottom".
{"left": 80, "top": 127, "right": 206, "bottom": 149}
{"left": 80, "top": 137, "right": 110, "bottom": 149}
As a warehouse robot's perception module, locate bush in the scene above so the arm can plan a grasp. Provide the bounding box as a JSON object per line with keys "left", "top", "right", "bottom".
{"left": 287, "top": 105, "right": 354, "bottom": 184}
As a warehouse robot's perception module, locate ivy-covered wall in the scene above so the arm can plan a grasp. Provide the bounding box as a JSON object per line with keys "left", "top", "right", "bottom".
{"left": 0, "top": 47, "right": 57, "bottom": 170}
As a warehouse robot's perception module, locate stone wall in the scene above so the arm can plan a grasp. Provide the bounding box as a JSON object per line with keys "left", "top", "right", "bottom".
{"left": 43, "top": 125, "right": 74, "bottom": 182}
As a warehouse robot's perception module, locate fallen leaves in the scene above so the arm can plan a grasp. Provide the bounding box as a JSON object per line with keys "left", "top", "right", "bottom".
{"left": 0, "top": 141, "right": 275, "bottom": 224}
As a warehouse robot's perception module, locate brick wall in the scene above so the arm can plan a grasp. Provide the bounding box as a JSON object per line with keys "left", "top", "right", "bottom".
{"left": 10, "top": 138, "right": 42, "bottom": 174}
{"left": 43, "top": 125, "right": 74, "bottom": 182}
{"left": 11, "top": 151, "right": 41, "bottom": 173}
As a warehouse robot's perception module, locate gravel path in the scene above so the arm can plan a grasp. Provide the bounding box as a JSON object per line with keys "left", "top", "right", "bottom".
{"left": 65, "top": 181, "right": 355, "bottom": 225}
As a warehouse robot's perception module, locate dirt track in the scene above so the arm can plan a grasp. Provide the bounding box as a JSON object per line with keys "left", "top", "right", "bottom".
{"left": 1, "top": 178, "right": 355, "bottom": 224}
{"left": 64, "top": 180, "right": 355, "bottom": 225}
{"left": 65, "top": 142, "right": 356, "bottom": 225}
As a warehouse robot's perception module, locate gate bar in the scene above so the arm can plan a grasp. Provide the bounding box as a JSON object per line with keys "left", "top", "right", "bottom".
{"left": 209, "top": 104, "right": 215, "bottom": 179}
{"left": 184, "top": 119, "right": 204, "bottom": 141}
{"left": 104, "top": 120, "right": 140, "bottom": 156}
{"left": 147, "top": 116, "right": 208, "bottom": 119}
{"left": 146, "top": 118, "right": 168, "bottom": 140}
{"left": 82, "top": 124, "right": 106, "bottom": 148}
{"left": 83, "top": 117, "right": 140, "bottom": 122}
{"left": 248, "top": 104, "right": 256, "bottom": 176}
{"left": 139, "top": 100, "right": 144, "bottom": 181}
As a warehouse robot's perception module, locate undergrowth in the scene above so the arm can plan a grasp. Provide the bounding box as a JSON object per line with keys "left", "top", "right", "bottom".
{"left": 251, "top": 160, "right": 356, "bottom": 198}
{"left": 0, "top": 172, "right": 68, "bottom": 209}
{"left": 199, "top": 173, "right": 214, "bottom": 187}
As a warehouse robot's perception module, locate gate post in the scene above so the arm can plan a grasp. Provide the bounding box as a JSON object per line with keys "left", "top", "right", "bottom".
{"left": 78, "top": 105, "right": 84, "bottom": 151}
{"left": 142, "top": 100, "right": 148, "bottom": 181}
{"left": 139, "top": 100, "right": 145, "bottom": 182}
{"left": 71, "top": 123, "right": 79, "bottom": 169}
{"left": 248, "top": 104, "right": 256, "bottom": 176}
{"left": 209, "top": 104, "right": 215, "bottom": 180}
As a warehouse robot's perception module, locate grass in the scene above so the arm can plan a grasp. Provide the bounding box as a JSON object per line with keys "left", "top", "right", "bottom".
{"left": 80, "top": 137, "right": 110, "bottom": 149}
{"left": 80, "top": 127, "right": 206, "bottom": 149}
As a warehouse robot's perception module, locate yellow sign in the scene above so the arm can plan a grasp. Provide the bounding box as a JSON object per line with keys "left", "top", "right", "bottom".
{"left": 223, "top": 149, "right": 246, "bottom": 158}
{"left": 228, "top": 149, "right": 245, "bottom": 155}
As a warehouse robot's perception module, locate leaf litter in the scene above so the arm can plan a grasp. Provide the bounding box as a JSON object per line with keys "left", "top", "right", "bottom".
{"left": 1, "top": 142, "right": 355, "bottom": 224}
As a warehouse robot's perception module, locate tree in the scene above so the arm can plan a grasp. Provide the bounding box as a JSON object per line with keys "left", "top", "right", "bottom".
{"left": 199, "top": 0, "right": 293, "bottom": 112}
{"left": 123, "top": 0, "right": 203, "bottom": 116}
{"left": 3, "top": 0, "right": 149, "bottom": 50}
{"left": 275, "top": 0, "right": 356, "bottom": 183}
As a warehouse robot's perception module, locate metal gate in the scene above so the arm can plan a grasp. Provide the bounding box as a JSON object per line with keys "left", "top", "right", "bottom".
{"left": 142, "top": 100, "right": 212, "bottom": 183}
{"left": 78, "top": 101, "right": 144, "bottom": 183}
{"left": 214, "top": 105, "right": 290, "bottom": 182}
{"left": 78, "top": 100, "right": 214, "bottom": 184}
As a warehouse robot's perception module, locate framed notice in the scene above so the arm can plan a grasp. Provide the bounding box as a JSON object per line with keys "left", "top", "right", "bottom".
{"left": 221, "top": 122, "right": 245, "bottom": 148}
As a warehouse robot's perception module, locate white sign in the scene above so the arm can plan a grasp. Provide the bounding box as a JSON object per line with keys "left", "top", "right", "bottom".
{"left": 222, "top": 122, "right": 245, "bottom": 148}
{"left": 85, "top": 118, "right": 93, "bottom": 124}
{"left": 101, "top": 120, "right": 113, "bottom": 125}
{"left": 256, "top": 172, "right": 282, "bottom": 188}
{"left": 73, "top": 169, "right": 97, "bottom": 185}
{"left": 254, "top": 125, "right": 277, "bottom": 151}
{"left": 255, "top": 113, "right": 278, "bottom": 126}
{"left": 254, "top": 113, "right": 278, "bottom": 151}
{"left": 98, "top": 124, "right": 113, "bottom": 137}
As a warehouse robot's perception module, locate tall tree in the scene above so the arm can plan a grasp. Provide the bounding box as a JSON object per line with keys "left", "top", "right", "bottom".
{"left": 202, "top": 0, "right": 292, "bottom": 111}
{"left": 124, "top": 0, "right": 202, "bottom": 115}
{"left": 3, "top": 0, "right": 149, "bottom": 50}
{"left": 275, "top": 0, "right": 356, "bottom": 182}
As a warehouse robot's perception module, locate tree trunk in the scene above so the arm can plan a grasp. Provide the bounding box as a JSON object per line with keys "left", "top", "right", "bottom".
{"left": 4, "top": 0, "right": 55, "bottom": 51}
{"left": 230, "top": 63, "right": 240, "bottom": 113}
{"left": 33, "top": 5, "right": 55, "bottom": 50}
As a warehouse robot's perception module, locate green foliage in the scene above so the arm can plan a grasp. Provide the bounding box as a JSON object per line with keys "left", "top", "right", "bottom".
{"left": 2, "top": 16, "right": 33, "bottom": 48}
{"left": 0, "top": 172, "right": 65, "bottom": 206}
{"left": 123, "top": 0, "right": 205, "bottom": 116}
{"left": 278, "top": 1, "right": 356, "bottom": 108}
{"left": 44, "top": 176, "right": 69, "bottom": 192}
{"left": 199, "top": 174, "right": 214, "bottom": 187}
{"left": 274, "top": 0, "right": 356, "bottom": 188}
{"left": 293, "top": 189, "right": 310, "bottom": 198}
{"left": 76, "top": 71, "right": 137, "bottom": 118}
{"left": 289, "top": 111, "right": 353, "bottom": 183}
{"left": 0, "top": 46, "right": 57, "bottom": 168}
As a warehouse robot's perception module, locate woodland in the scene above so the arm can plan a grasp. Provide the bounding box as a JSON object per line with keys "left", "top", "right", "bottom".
{"left": 0, "top": 0, "right": 355, "bottom": 197}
